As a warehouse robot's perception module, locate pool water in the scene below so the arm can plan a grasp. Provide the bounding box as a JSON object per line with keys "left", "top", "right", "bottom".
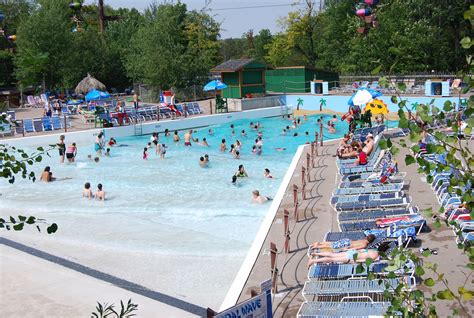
{"left": 0, "top": 114, "right": 395, "bottom": 308}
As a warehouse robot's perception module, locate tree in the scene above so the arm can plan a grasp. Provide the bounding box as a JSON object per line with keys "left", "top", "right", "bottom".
{"left": 125, "top": 1, "right": 220, "bottom": 89}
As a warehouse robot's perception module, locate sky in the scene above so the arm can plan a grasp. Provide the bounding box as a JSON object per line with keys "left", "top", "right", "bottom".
{"left": 85, "top": 0, "right": 309, "bottom": 38}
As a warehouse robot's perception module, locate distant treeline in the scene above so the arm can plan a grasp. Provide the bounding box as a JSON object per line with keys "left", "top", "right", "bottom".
{"left": 0, "top": 0, "right": 470, "bottom": 92}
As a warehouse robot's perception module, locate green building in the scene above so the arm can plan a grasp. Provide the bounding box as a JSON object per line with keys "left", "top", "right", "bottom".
{"left": 211, "top": 59, "right": 266, "bottom": 99}
{"left": 265, "top": 66, "right": 339, "bottom": 93}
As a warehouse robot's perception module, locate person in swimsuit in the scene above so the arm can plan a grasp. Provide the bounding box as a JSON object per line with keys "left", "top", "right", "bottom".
{"left": 107, "top": 138, "right": 117, "bottom": 147}
{"left": 201, "top": 138, "right": 209, "bottom": 147}
{"left": 241, "top": 130, "right": 246, "bottom": 137}
{"left": 184, "top": 130, "right": 193, "bottom": 146}
{"left": 173, "top": 131, "right": 180, "bottom": 143}
{"left": 143, "top": 147, "right": 148, "bottom": 160}
{"left": 164, "top": 128, "right": 170, "bottom": 136}
{"left": 235, "top": 164, "right": 248, "bottom": 177}
{"left": 159, "top": 144, "right": 167, "bottom": 159}
{"left": 95, "top": 183, "right": 105, "bottom": 201}
{"left": 204, "top": 154, "right": 209, "bottom": 164}
{"left": 208, "top": 128, "right": 213, "bottom": 135}
{"left": 199, "top": 156, "right": 208, "bottom": 168}
{"left": 310, "top": 235, "right": 376, "bottom": 250}
{"left": 251, "top": 190, "right": 272, "bottom": 204}
{"left": 362, "top": 134, "right": 374, "bottom": 155}
{"left": 231, "top": 175, "right": 239, "bottom": 186}
{"left": 57, "top": 135, "right": 66, "bottom": 163}
{"left": 234, "top": 151, "right": 240, "bottom": 159}
{"left": 220, "top": 139, "right": 227, "bottom": 152}
{"left": 105, "top": 148, "right": 111, "bottom": 156}
{"left": 65, "top": 143, "right": 77, "bottom": 163}
{"left": 95, "top": 132, "right": 104, "bottom": 156}
{"left": 264, "top": 168, "right": 273, "bottom": 179}
{"left": 307, "top": 244, "right": 388, "bottom": 268}
{"left": 40, "top": 166, "right": 55, "bottom": 182}
{"left": 83, "top": 182, "right": 92, "bottom": 199}
{"left": 355, "top": 148, "right": 368, "bottom": 165}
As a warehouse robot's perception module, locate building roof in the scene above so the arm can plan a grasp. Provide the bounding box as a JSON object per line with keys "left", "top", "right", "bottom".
{"left": 211, "top": 59, "right": 265, "bottom": 72}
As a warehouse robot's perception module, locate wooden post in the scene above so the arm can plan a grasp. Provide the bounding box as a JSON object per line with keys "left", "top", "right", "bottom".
{"left": 270, "top": 242, "right": 278, "bottom": 293}
{"left": 250, "top": 289, "right": 258, "bottom": 297}
{"left": 310, "top": 142, "right": 314, "bottom": 158}
{"left": 306, "top": 153, "right": 310, "bottom": 171}
{"left": 292, "top": 184, "right": 298, "bottom": 206}
{"left": 63, "top": 115, "right": 67, "bottom": 132}
{"left": 210, "top": 99, "right": 213, "bottom": 115}
{"left": 294, "top": 202, "right": 299, "bottom": 222}
{"left": 302, "top": 182, "right": 306, "bottom": 200}
{"left": 284, "top": 232, "right": 290, "bottom": 254}
{"left": 301, "top": 166, "right": 306, "bottom": 186}
{"left": 283, "top": 209, "right": 289, "bottom": 236}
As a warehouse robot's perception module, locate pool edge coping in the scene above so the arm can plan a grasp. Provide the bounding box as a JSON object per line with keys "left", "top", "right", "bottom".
{"left": 218, "top": 143, "right": 306, "bottom": 312}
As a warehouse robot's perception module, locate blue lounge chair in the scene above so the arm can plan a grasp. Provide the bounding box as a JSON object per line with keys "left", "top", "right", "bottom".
{"left": 335, "top": 197, "right": 411, "bottom": 212}
{"left": 42, "top": 116, "right": 53, "bottom": 131}
{"left": 338, "top": 207, "right": 417, "bottom": 222}
{"left": 6, "top": 110, "right": 15, "bottom": 120}
{"left": 186, "top": 103, "right": 195, "bottom": 115}
{"left": 324, "top": 231, "right": 366, "bottom": 242}
{"left": 302, "top": 277, "right": 415, "bottom": 300}
{"left": 0, "top": 122, "right": 13, "bottom": 137}
{"left": 333, "top": 183, "right": 403, "bottom": 196}
{"left": 331, "top": 192, "right": 402, "bottom": 205}
{"left": 298, "top": 300, "right": 392, "bottom": 318}
{"left": 192, "top": 102, "right": 202, "bottom": 114}
{"left": 339, "top": 215, "right": 425, "bottom": 232}
{"left": 307, "top": 262, "right": 389, "bottom": 280}
{"left": 51, "top": 116, "right": 62, "bottom": 130}
{"left": 32, "top": 118, "right": 44, "bottom": 132}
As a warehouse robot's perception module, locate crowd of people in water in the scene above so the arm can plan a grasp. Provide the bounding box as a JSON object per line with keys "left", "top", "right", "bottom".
{"left": 40, "top": 113, "right": 345, "bottom": 204}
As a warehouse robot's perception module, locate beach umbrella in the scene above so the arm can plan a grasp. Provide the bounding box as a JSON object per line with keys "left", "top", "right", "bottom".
{"left": 203, "top": 80, "right": 228, "bottom": 91}
{"left": 85, "top": 89, "right": 110, "bottom": 101}
{"left": 75, "top": 74, "right": 106, "bottom": 95}
{"left": 348, "top": 87, "right": 382, "bottom": 106}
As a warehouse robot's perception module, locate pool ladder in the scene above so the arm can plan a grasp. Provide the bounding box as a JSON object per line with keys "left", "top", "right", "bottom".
{"left": 134, "top": 122, "right": 143, "bottom": 136}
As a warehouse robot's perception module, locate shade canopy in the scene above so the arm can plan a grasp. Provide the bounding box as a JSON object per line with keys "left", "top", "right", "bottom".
{"left": 348, "top": 88, "right": 382, "bottom": 106}
{"left": 85, "top": 89, "right": 110, "bottom": 101}
{"left": 75, "top": 74, "right": 106, "bottom": 95}
{"left": 203, "top": 80, "right": 228, "bottom": 91}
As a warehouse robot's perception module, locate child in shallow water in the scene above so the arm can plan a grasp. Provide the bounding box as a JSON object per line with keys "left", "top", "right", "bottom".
{"left": 83, "top": 182, "right": 92, "bottom": 199}
{"left": 143, "top": 147, "right": 148, "bottom": 160}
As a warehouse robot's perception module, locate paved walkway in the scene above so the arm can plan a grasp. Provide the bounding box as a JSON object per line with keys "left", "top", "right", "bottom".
{"left": 237, "top": 136, "right": 474, "bottom": 317}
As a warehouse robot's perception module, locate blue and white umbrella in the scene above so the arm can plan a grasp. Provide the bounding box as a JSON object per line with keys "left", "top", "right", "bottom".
{"left": 203, "top": 80, "right": 228, "bottom": 92}
{"left": 348, "top": 87, "right": 382, "bottom": 106}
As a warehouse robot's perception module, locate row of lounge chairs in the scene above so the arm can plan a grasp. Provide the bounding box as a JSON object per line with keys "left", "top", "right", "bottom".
{"left": 1, "top": 115, "right": 72, "bottom": 136}
{"left": 417, "top": 147, "right": 473, "bottom": 245}
{"left": 298, "top": 126, "right": 424, "bottom": 317}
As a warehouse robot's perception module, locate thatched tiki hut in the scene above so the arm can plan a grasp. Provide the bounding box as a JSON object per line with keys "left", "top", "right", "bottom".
{"left": 75, "top": 74, "right": 106, "bottom": 95}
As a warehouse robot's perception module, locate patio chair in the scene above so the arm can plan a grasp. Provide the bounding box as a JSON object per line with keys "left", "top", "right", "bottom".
{"left": 339, "top": 214, "right": 425, "bottom": 232}
{"left": 339, "top": 177, "right": 405, "bottom": 189}
{"left": 42, "top": 116, "right": 53, "bottom": 131}
{"left": 338, "top": 207, "right": 417, "bottom": 223}
{"left": 333, "top": 183, "right": 403, "bottom": 196}
{"left": 331, "top": 191, "right": 402, "bottom": 205}
{"left": 335, "top": 196, "right": 411, "bottom": 212}
{"left": 302, "top": 277, "right": 415, "bottom": 300}
{"left": 324, "top": 231, "right": 367, "bottom": 242}
{"left": 51, "top": 116, "right": 62, "bottom": 130}
{"left": 6, "top": 111, "right": 15, "bottom": 121}
{"left": 193, "top": 102, "right": 203, "bottom": 114}
{"left": 307, "top": 262, "right": 389, "bottom": 280}
{"left": 0, "top": 122, "right": 13, "bottom": 137}
{"left": 22, "top": 119, "right": 34, "bottom": 133}
{"left": 25, "top": 95, "right": 36, "bottom": 107}
{"left": 32, "top": 118, "right": 44, "bottom": 132}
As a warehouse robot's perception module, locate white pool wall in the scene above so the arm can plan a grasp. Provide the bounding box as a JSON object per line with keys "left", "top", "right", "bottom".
{"left": 3, "top": 106, "right": 290, "bottom": 148}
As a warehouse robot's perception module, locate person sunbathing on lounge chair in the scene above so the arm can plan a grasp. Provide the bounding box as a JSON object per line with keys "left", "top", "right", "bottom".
{"left": 362, "top": 134, "right": 374, "bottom": 155}
{"left": 307, "top": 244, "right": 389, "bottom": 268}
{"left": 310, "top": 234, "right": 376, "bottom": 251}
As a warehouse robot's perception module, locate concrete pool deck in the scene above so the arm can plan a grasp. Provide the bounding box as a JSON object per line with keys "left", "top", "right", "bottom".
{"left": 234, "top": 137, "right": 474, "bottom": 317}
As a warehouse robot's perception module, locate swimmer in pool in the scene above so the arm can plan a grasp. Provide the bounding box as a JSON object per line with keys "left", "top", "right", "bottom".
{"left": 263, "top": 168, "right": 273, "bottom": 179}
{"left": 94, "top": 183, "right": 106, "bottom": 201}
{"left": 201, "top": 138, "right": 209, "bottom": 147}
{"left": 220, "top": 139, "right": 227, "bottom": 152}
{"left": 40, "top": 166, "right": 55, "bottom": 182}
{"left": 235, "top": 164, "right": 248, "bottom": 178}
{"left": 184, "top": 130, "right": 193, "bottom": 146}
{"left": 105, "top": 148, "right": 111, "bottom": 156}
{"left": 173, "top": 131, "right": 180, "bottom": 143}
{"left": 199, "top": 156, "right": 208, "bottom": 168}
{"left": 83, "top": 182, "right": 92, "bottom": 199}
{"left": 252, "top": 190, "right": 272, "bottom": 204}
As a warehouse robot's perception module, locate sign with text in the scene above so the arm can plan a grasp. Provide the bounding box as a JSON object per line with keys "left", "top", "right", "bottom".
{"left": 216, "top": 286, "right": 272, "bottom": 318}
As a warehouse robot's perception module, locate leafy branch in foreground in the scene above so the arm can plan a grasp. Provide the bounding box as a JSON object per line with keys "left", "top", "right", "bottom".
{"left": 1, "top": 114, "right": 58, "bottom": 233}
{"left": 91, "top": 299, "right": 138, "bottom": 318}
{"left": 0, "top": 215, "right": 58, "bottom": 234}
